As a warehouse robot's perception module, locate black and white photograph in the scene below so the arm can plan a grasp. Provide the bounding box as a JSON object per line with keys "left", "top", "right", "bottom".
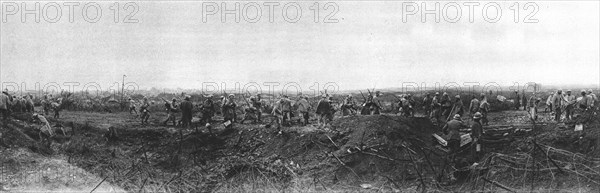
{"left": 0, "top": 0, "right": 599, "bottom": 192}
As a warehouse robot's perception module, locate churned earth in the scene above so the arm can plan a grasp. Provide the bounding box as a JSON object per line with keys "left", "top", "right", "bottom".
{"left": 1, "top": 108, "right": 599, "bottom": 192}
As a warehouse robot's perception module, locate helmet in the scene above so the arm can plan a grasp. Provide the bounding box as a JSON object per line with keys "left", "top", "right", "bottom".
{"left": 455, "top": 95, "right": 461, "bottom": 99}
{"left": 473, "top": 112, "right": 482, "bottom": 119}
{"left": 453, "top": 114, "right": 461, "bottom": 120}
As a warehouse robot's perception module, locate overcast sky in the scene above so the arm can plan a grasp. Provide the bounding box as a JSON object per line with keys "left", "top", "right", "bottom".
{"left": 1, "top": 1, "right": 599, "bottom": 92}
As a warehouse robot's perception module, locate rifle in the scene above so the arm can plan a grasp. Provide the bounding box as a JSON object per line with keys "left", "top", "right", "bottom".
{"left": 242, "top": 92, "right": 251, "bottom": 108}
{"left": 446, "top": 104, "right": 458, "bottom": 122}
{"left": 391, "top": 94, "right": 402, "bottom": 101}
{"left": 359, "top": 90, "right": 367, "bottom": 101}
{"left": 161, "top": 97, "right": 169, "bottom": 104}
{"left": 222, "top": 90, "right": 228, "bottom": 104}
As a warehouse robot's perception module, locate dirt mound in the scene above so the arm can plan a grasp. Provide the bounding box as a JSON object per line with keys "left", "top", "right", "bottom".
{"left": 1, "top": 119, "right": 54, "bottom": 155}
{"left": 308, "top": 115, "right": 439, "bottom": 185}
{"left": 57, "top": 114, "right": 440, "bottom": 192}
{"left": 332, "top": 115, "right": 436, "bottom": 149}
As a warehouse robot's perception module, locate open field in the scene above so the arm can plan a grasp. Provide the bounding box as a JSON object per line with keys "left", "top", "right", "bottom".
{"left": 1, "top": 96, "right": 599, "bottom": 193}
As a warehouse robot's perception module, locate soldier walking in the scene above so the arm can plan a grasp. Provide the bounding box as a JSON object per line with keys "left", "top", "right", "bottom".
{"left": 341, "top": 95, "right": 356, "bottom": 116}
{"left": 163, "top": 98, "right": 179, "bottom": 126}
{"left": 128, "top": 98, "right": 138, "bottom": 115}
{"left": 470, "top": 112, "right": 483, "bottom": 161}
{"left": 200, "top": 95, "right": 215, "bottom": 125}
{"left": 296, "top": 95, "right": 311, "bottom": 125}
{"left": 430, "top": 92, "right": 442, "bottom": 123}
{"left": 422, "top": 93, "right": 432, "bottom": 117}
{"left": 469, "top": 95, "right": 480, "bottom": 117}
{"left": 180, "top": 95, "right": 193, "bottom": 128}
{"left": 316, "top": 95, "right": 332, "bottom": 127}
{"left": 564, "top": 90, "right": 576, "bottom": 120}
{"left": 140, "top": 97, "right": 151, "bottom": 124}
{"left": 479, "top": 95, "right": 490, "bottom": 126}
{"left": 222, "top": 94, "right": 237, "bottom": 126}
{"left": 552, "top": 90, "right": 565, "bottom": 122}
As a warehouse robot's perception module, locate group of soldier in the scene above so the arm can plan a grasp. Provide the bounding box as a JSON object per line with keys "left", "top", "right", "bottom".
{"left": 435, "top": 88, "right": 598, "bottom": 165}
{"left": 127, "top": 96, "right": 192, "bottom": 127}
{"left": 1, "top": 91, "right": 63, "bottom": 143}
{"left": 419, "top": 92, "right": 490, "bottom": 165}
{"left": 0, "top": 91, "right": 35, "bottom": 116}
{"left": 0, "top": 90, "right": 64, "bottom": 121}
{"left": 127, "top": 92, "right": 386, "bottom": 131}
{"left": 133, "top": 90, "right": 494, "bottom": 132}
{"left": 422, "top": 92, "right": 490, "bottom": 126}
{"left": 540, "top": 89, "right": 597, "bottom": 122}
{"left": 127, "top": 94, "right": 263, "bottom": 130}
{"left": 438, "top": 111, "right": 485, "bottom": 163}
{"left": 19, "top": 88, "right": 593, "bottom": 134}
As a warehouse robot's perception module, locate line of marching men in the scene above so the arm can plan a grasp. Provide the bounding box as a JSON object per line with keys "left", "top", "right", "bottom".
{"left": 130, "top": 91, "right": 489, "bottom": 132}
{"left": 126, "top": 92, "right": 391, "bottom": 132}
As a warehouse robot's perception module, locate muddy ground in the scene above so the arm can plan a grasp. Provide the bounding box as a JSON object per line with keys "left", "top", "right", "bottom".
{"left": 1, "top": 108, "right": 599, "bottom": 192}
